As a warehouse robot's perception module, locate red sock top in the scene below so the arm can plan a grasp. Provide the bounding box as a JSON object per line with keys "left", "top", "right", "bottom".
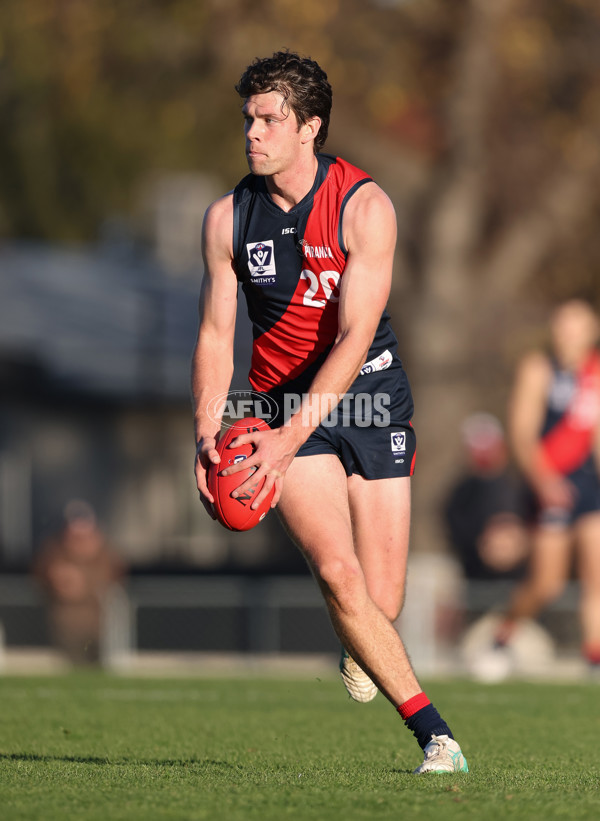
{"left": 584, "top": 643, "right": 600, "bottom": 665}
{"left": 397, "top": 692, "right": 431, "bottom": 719}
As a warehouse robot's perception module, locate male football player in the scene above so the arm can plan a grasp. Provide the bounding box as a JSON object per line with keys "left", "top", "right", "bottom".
{"left": 192, "top": 51, "right": 468, "bottom": 773}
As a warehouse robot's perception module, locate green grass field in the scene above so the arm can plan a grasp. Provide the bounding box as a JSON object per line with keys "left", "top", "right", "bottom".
{"left": 0, "top": 671, "right": 599, "bottom": 820}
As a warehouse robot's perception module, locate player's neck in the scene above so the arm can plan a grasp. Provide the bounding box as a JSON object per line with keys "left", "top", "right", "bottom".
{"left": 265, "top": 153, "right": 319, "bottom": 212}
{"left": 556, "top": 348, "right": 593, "bottom": 371}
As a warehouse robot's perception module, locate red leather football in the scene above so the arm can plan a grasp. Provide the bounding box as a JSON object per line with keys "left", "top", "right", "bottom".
{"left": 207, "top": 417, "right": 275, "bottom": 531}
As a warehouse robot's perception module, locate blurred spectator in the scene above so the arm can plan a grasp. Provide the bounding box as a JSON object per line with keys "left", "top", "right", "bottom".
{"left": 494, "top": 299, "right": 600, "bottom": 672}
{"left": 33, "top": 499, "right": 126, "bottom": 666}
{"left": 444, "top": 413, "right": 530, "bottom": 581}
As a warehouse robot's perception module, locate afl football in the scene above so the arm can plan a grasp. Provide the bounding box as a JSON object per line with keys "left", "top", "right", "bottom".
{"left": 207, "top": 417, "right": 274, "bottom": 531}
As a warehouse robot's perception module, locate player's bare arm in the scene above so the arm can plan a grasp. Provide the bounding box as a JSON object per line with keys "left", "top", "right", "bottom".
{"left": 304, "top": 181, "right": 397, "bottom": 405}
{"left": 509, "top": 351, "right": 574, "bottom": 509}
{"left": 224, "top": 182, "right": 397, "bottom": 508}
{"left": 593, "top": 400, "right": 600, "bottom": 476}
{"left": 192, "top": 193, "right": 238, "bottom": 514}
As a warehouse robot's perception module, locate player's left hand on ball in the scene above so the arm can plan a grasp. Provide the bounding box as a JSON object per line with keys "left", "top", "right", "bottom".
{"left": 195, "top": 436, "right": 220, "bottom": 519}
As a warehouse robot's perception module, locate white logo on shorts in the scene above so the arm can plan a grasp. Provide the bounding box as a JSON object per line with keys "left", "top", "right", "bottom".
{"left": 390, "top": 431, "right": 406, "bottom": 455}
{"left": 360, "top": 349, "right": 393, "bottom": 376}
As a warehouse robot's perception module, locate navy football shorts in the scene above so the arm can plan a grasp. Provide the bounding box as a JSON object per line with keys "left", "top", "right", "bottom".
{"left": 261, "top": 362, "right": 416, "bottom": 480}
{"left": 537, "top": 458, "right": 600, "bottom": 528}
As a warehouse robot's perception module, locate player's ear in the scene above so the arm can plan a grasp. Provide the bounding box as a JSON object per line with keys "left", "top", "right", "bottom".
{"left": 301, "top": 116, "right": 321, "bottom": 146}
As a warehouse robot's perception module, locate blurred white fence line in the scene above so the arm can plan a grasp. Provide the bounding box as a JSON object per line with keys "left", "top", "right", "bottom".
{"left": 0, "top": 563, "right": 583, "bottom": 677}
{"left": 100, "top": 576, "right": 334, "bottom": 671}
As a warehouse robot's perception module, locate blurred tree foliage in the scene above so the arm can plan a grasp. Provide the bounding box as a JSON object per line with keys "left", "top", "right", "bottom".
{"left": 2, "top": 0, "right": 600, "bottom": 548}
{"left": 1, "top": 0, "right": 598, "bottom": 296}
{"left": 0, "top": 0, "right": 458, "bottom": 240}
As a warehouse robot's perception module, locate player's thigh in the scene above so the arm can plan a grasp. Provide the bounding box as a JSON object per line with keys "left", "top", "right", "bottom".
{"left": 347, "top": 474, "right": 411, "bottom": 618}
{"left": 528, "top": 525, "right": 572, "bottom": 588}
{"left": 575, "top": 512, "right": 600, "bottom": 589}
{"left": 277, "top": 453, "right": 357, "bottom": 576}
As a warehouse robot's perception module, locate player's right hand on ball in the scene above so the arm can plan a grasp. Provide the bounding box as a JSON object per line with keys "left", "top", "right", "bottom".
{"left": 535, "top": 473, "right": 575, "bottom": 512}
{"left": 195, "top": 436, "right": 220, "bottom": 519}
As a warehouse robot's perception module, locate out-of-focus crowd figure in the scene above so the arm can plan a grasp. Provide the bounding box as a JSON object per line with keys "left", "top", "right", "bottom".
{"left": 32, "top": 499, "right": 126, "bottom": 666}
{"left": 445, "top": 299, "right": 600, "bottom": 680}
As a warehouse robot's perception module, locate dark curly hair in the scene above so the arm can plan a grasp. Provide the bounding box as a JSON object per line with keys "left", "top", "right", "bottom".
{"left": 235, "top": 51, "right": 332, "bottom": 152}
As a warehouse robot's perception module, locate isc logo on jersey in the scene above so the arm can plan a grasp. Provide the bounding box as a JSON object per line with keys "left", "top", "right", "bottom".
{"left": 391, "top": 431, "right": 406, "bottom": 463}
{"left": 247, "top": 240, "right": 277, "bottom": 285}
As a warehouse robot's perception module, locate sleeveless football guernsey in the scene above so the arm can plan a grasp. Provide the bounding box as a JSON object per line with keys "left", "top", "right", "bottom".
{"left": 540, "top": 352, "right": 600, "bottom": 475}
{"left": 232, "top": 153, "right": 401, "bottom": 394}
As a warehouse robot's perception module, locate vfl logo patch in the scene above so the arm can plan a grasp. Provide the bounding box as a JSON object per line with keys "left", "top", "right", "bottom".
{"left": 247, "top": 240, "right": 276, "bottom": 286}
{"left": 390, "top": 431, "right": 406, "bottom": 463}
{"left": 360, "top": 349, "right": 393, "bottom": 376}
{"left": 230, "top": 453, "right": 257, "bottom": 475}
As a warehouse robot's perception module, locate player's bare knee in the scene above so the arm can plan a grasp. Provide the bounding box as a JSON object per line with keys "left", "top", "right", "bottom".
{"left": 372, "top": 592, "right": 401, "bottom": 622}
{"left": 315, "top": 556, "right": 364, "bottom": 612}
{"left": 534, "top": 578, "right": 565, "bottom": 605}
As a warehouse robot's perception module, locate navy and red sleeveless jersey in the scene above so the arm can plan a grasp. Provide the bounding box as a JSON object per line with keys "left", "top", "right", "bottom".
{"left": 540, "top": 351, "right": 600, "bottom": 475}
{"left": 232, "top": 153, "right": 401, "bottom": 393}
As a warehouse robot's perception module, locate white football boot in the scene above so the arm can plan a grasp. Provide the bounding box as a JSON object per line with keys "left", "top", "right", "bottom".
{"left": 413, "top": 734, "right": 469, "bottom": 773}
{"left": 339, "top": 648, "right": 378, "bottom": 703}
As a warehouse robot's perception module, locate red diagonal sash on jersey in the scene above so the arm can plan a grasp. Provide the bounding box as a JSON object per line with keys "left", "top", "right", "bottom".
{"left": 248, "top": 177, "right": 345, "bottom": 392}
{"left": 541, "top": 352, "right": 600, "bottom": 474}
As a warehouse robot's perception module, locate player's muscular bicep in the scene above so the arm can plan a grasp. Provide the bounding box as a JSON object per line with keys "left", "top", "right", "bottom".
{"left": 510, "top": 354, "right": 551, "bottom": 441}
{"left": 338, "top": 184, "right": 397, "bottom": 335}
{"left": 199, "top": 194, "right": 238, "bottom": 335}
{"left": 508, "top": 354, "right": 552, "bottom": 478}
{"left": 202, "top": 193, "right": 234, "bottom": 265}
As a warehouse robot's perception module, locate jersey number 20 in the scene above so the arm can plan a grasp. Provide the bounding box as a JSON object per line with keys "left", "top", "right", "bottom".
{"left": 300, "top": 270, "right": 340, "bottom": 307}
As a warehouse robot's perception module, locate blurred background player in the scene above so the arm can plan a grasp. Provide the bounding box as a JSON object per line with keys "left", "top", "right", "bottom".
{"left": 444, "top": 413, "right": 530, "bottom": 583}
{"left": 33, "top": 499, "right": 126, "bottom": 666}
{"left": 494, "top": 299, "right": 600, "bottom": 673}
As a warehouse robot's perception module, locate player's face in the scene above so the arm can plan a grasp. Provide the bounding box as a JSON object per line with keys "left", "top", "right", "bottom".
{"left": 551, "top": 300, "right": 600, "bottom": 365}
{"left": 242, "top": 91, "right": 303, "bottom": 176}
